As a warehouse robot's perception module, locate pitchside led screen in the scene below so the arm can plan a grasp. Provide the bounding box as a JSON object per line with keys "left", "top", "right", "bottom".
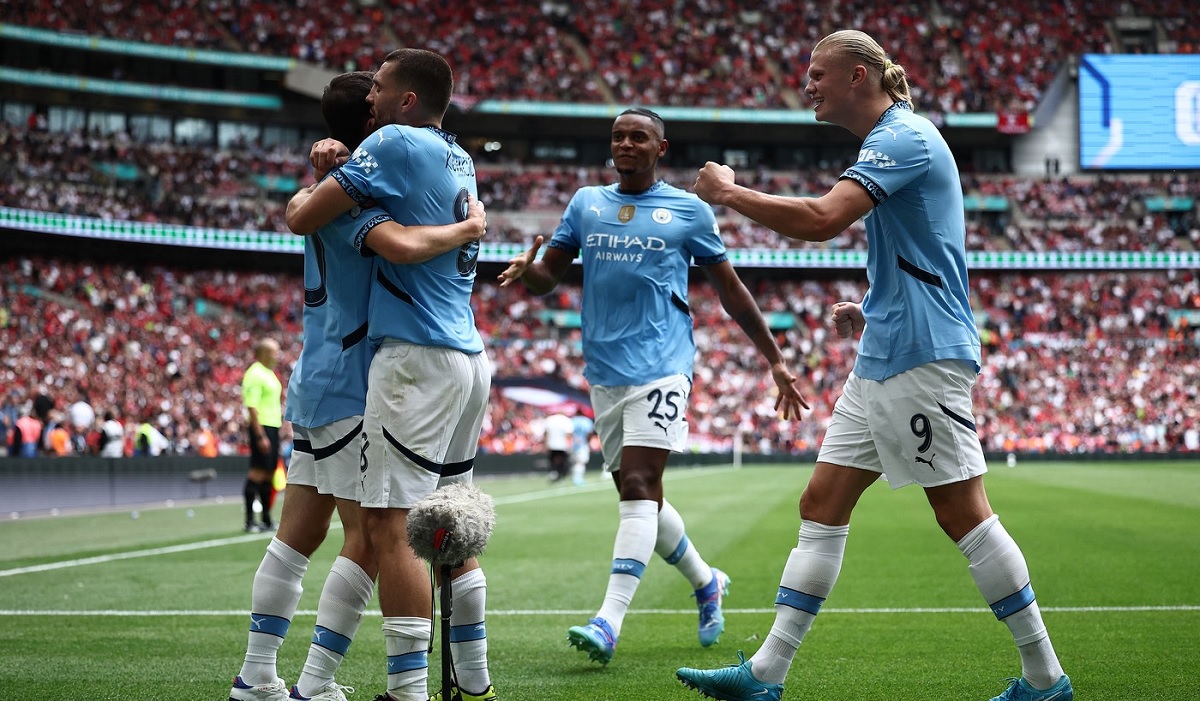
{"left": 1078, "top": 54, "right": 1200, "bottom": 170}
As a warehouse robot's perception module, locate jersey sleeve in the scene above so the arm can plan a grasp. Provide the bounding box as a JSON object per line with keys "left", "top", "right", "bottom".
{"left": 840, "top": 126, "right": 929, "bottom": 205}
{"left": 685, "top": 198, "right": 728, "bottom": 266}
{"left": 332, "top": 126, "right": 410, "bottom": 207}
{"left": 548, "top": 190, "right": 585, "bottom": 255}
{"left": 345, "top": 205, "right": 394, "bottom": 255}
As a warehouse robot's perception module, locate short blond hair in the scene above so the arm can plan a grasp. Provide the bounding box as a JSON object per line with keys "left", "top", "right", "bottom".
{"left": 813, "top": 30, "right": 912, "bottom": 106}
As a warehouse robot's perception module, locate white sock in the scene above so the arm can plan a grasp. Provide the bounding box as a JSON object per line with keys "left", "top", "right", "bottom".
{"left": 958, "top": 514, "right": 1064, "bottom": 689}
{"left": 595, "top": 499, "right": 658, "bottom": 637}
{"left": 655, "top": 500, "right": 712, "bottom": 589}
{"left": 446, "top": 568, "right": 491, "bottom": 695}
{"left": 294, "top": 556, "right": 375, "bottom": 696}
{"left": 382, "top": 616, "right": 431, "bottom": 701}
{"left": 239, "top": 537, "right": 309, "bottom": 684}
{"left": 750, "top": 520, "right": 848, "bottom": 685}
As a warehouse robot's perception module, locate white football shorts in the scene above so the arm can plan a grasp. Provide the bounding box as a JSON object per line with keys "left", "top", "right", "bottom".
{"left": 359, "top": 342, "right": 491, "bottom": 509}
{"left": 288, "top": 415, "right": 364, "bottom": 501}
{"left": 591, "top": 373, "right": 691, "bottom": 473}
{"left": 817, "top": 359, "right": 988, "bottom": 489}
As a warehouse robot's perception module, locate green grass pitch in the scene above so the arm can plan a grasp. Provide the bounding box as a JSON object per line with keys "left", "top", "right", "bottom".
{"left": 1, "top": 461, "right": 1198, "bottom": 700}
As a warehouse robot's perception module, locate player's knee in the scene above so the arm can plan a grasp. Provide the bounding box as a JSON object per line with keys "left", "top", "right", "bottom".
{"left": 933, "top": 507, "right": 992, "bottom": 542}
{"left": 363, "top": 508, "right": 403, "bottom": 545}
{"left": 338, "top": 516, "right": 370, "bottom": 550}
{"left": 798, "top": 487, "right": 820, "bottom": 520}
{"left": 798, "top": 485, "right": 851, "bottom": 525}
{"left": 617, "top": 472, "right": 660, "bottom": 501}
{"left": 340, "top": 539, "right": 377, "bottom": 577}
{"left": 277, "top": 523, "right": 327, "bottom": 557}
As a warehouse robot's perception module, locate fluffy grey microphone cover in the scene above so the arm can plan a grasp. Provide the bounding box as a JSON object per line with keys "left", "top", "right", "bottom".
{"left": 407, "top": 481, "right": 496, "bottom": 565}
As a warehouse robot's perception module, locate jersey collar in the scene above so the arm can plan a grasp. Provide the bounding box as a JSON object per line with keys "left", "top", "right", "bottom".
{"left": 874, "top": 101, "right": 912, "bottom": 129}
{"left": 616, "top": 179, "right": 667, "bottom": 196}
{"left": 423, "top": 125, "right": 457, "bottom": 145}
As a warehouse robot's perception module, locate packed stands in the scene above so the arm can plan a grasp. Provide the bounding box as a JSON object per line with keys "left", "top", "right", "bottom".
{"left": 4, "top": 125, "right": 1196, "bottom": 252}
{"left": 3, "top": 0, "right": 1195, "bottom": 111}
{"left": 0, "top": 256, "right": 301, "bottom": 458}
{"left": 1, "top": 124, "right": 306, "bottom": 232}
{"left": 3, "top": 256, "right": 1196, "bottom": 457}
{"left": 4, "top": 0, "right": 228, "bottom": 50}
{"left": 3, "top": 1, "right": 1198, "bottom": 464}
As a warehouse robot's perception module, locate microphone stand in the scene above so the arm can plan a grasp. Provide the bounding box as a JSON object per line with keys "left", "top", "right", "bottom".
{"left": 439, "top": 561, "right": 454, "bottom": 701}
{"left": 432, "top": 526, "right": 456, "bottom": 700}
{"left": 410, "top": 485, "right": 494, "bottom": 701}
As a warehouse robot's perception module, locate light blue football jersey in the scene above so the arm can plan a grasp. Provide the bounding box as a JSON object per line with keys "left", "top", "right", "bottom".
{"left": 572, "top": 413, "right": 594, "bottom": 445}
{"left": 839, "top": 102, "right": 981, "bottom": 381}
{"left": 548, "top": 180, "right": 725, "bottom": 387}
{"left": 332, "top": 124, "right": 483, "bottom": 354}
{"left": 285, "top": 204, "right": 392, "bottom": 428}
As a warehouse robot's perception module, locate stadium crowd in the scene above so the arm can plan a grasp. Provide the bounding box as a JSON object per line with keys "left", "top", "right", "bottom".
{"left": 2, "top": 2, "right": 1198, "bottom": 463}
{"left": 1, "top": 123, "right": 301, "bottom": 233}
{"left": 0, "top": 256, "right": 301, "bottom": 459}
{"left": 4, "top": 0, "right": 1197, "bottom": 113}
{"left": 4, "top": 124, "right": 1197, "bottom": 253}
{"left": 2, "top": 256, "right": 1197, "bottom": 459}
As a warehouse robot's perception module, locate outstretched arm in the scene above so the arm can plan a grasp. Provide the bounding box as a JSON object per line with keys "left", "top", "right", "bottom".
{"left": 694, "top": 162, "right": 875, "bottom": 242}
{"left": 364, "top": 195, "right": 487, "bottom": 264}
{"left": 286, "top": 177, "right": 357, "bottom": 235}
{"left": 702, "top": 260, "right": 809, "bottom": 420}
{"left": 496, "top": 235, "right": 575, "bottom": 295}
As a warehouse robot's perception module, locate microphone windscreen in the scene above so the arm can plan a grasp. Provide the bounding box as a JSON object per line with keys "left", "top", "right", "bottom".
{"left": 407, "top": 481, "right": 496, "bottom": 565}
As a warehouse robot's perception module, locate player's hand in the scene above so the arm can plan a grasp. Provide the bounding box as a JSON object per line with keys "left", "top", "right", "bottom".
{"left": 694, "top": 162, "right": 737, "bottom": 206}
{"left": 256, "top": 433, "right": 270, "bottom": 453}
{"left": 464, "top": 194, "right": 487, "bottom": 242}
{"left": 770, "top": 361, "right": 809, "bottom": 421}
{"left": 497, "top": 235, "right": 543, "bottom": 287}
{"left": 831, "top": 301, "right": 865, "bottom": 339}
{"left": 310, "top": 138, "right": 350, "bottom": 179}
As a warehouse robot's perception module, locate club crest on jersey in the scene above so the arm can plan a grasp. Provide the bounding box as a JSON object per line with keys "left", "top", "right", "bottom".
{"left": 618, "top": 205, "right": 636, "bottom": 223}
{"left": 652, "top": 208, "right": 672, "bottom": 224}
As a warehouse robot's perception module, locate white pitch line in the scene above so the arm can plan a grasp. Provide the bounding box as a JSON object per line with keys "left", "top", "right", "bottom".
{"left": 0, "top": 467, "right": 738, "bottom": 579}
{"left": 1, "top": 605, "right": 1197, "bottom": 617}
{"left": 0, "top": 533, "right": 269, "bottom": 578}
